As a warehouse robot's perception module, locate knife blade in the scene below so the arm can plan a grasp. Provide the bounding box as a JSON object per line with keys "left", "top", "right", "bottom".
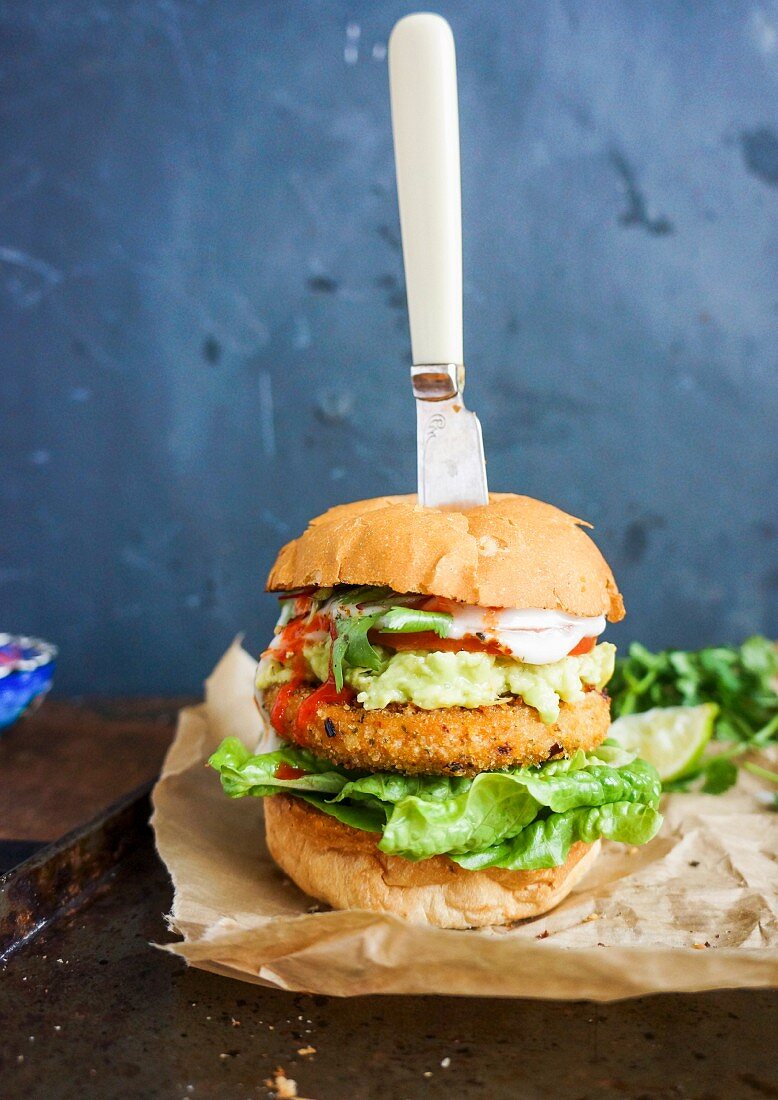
{"left": 389, "top": 14, "right": 489, "bottom": 510}
{"left": 412, "top": 364, "right": 488, "bottom": 509}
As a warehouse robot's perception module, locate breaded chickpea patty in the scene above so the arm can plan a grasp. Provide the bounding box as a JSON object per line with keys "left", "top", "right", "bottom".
{"left": 264, "top": 684, "right": 610, "bottom": 776}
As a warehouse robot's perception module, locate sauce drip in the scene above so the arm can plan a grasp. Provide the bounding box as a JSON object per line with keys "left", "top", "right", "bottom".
{"left": 296, "top": 679, "right": 355, "bottom": 729}
{"left": 263, "top": 612, "right": 328, "bottom": 661}
{"left": 370, "top": 629, "right": 510, "bottom": 656}
{"left": 270, "top": 676, "right": 355, "bottom": 744}
{"left": 270, "top": 677, "right": 302, "bottom": 736}
{"left": 275, "top": 762, "right": 307, "bottom": 781}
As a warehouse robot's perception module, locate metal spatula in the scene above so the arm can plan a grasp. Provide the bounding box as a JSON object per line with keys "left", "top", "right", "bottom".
{"left": 389, "top": 13, "right": 488, "bottom": 510}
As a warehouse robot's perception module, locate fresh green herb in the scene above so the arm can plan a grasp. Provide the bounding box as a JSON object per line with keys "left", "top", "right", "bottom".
{"left": 610, "top": 636, "right": 777, "bottom": 733}
{"left": 331, "top": 612, "right": 385, "bottom": 689}
{"left": 335, "top": 585, "right": 395, "bottom": 607}
{"left": 743, "top": 760, "right": 778, "bottom": 784}
{"left": 328, "top": 592, "right": 454, "bottom": 690}
{"left": 378, "top": 607, "right": 452, "bottom": 636}
{"left": 740, "top": 764, "right": 778, "bottom": 810}
{"left": 699, "top": 756, "right": 739, "bottom": 795}
{"left": 610, "top": 636, "right": 778, "bottom": 796}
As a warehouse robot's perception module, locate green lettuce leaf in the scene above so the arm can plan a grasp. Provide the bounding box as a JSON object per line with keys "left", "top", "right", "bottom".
{"left": 516, "top": 756, "right": 662, "bottom": 812}
{"left": 378, "top": 607, "right": 452, "bottom": 636}
{"left": 453, "top": 802, "right": 663, "bottom": 871}
{"left": 355, "top": 755, "right": 659, "bottom": 860}
{"left": 209, "top": 739, "right": 663, "bottom": 869}
{"left": 208, "top": 737, "right": 349, "bottom": 798}
{"left": 296, "top": 793, "right": 388, "bottom": 833}
{"left": 374, "top": 775, "right": 540, "bottom": 859}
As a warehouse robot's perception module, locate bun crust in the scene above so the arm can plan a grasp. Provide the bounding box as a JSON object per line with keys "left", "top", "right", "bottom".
{"left": 267, "top": 494, "right": 624, "bottom": 620}
{"left": 264, "top": 795, "right": 601, "bottom": 929}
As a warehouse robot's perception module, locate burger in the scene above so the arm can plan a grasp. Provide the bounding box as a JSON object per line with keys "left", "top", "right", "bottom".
{"left": 209, "top": 494, "right": 662, "bottom": 929}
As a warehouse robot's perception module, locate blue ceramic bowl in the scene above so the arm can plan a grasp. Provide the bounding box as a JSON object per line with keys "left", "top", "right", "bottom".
{"left": 0, "top": 634, "right": 57, "bottom": 731}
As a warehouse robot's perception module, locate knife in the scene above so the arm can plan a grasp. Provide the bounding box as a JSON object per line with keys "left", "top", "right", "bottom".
{"left": 388, "top": 13, "right": 488, "bottom": 510}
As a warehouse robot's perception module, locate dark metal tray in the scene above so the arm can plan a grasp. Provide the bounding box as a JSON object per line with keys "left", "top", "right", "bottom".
{"left": 1, "top": 785, "right": 153, "bottom": 958}
{"left": 1, "top": 790, "right": 776, "bottom": 1099}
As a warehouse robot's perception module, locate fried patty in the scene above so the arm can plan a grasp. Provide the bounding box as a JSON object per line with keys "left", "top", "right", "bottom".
{"left": 263, "top": 683, "right": 610, "bottom": 776}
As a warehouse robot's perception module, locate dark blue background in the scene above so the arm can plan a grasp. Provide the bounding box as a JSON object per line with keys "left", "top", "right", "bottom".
{"left": 2, "top": 1, "right": 776, "bottom": 695}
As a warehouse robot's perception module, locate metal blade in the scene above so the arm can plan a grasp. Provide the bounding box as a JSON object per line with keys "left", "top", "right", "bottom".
{"left": 416, "top": 395, "right": 488, "bottom": 509}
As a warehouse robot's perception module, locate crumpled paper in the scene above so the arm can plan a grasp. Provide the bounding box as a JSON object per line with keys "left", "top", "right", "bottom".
{"left": 151, "top": 641, "right": 778, "bottom": 999}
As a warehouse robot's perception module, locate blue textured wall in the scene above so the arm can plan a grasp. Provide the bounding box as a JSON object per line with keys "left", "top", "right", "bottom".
{"left": 2, "top": 1, "right": 776, "bottom": 695}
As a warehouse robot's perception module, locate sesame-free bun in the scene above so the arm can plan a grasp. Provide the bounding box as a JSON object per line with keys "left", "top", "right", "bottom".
{"left": 264, "top": 795, "right": 601, "bottom": 929}
{"left": 267, "top": 494, "right": 624, "bottom": 620}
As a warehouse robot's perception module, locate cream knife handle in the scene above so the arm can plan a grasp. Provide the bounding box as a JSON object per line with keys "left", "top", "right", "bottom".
{"left": 389, "top": 13, "right": 463, "bottom": 367}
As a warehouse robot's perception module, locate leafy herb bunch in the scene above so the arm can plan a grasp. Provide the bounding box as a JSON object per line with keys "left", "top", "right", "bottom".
{"left": 609, "top": 636, "right": 778, "bottom": 795}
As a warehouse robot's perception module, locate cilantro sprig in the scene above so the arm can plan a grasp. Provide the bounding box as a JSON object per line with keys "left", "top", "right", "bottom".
{"left": 610, "top": 636, "right": 778, "bottom": 796}
{"left": 328, "top": 588, "right": 453, "bottom": 690}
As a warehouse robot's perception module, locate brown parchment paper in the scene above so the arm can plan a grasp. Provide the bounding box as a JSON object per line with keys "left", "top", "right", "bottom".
{"left": 151, "top": 641, "right": 778, "bottom": 1000}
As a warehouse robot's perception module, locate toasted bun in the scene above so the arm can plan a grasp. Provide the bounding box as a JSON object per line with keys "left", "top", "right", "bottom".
{"left": 264, "top": 795, "right": 601, "bottom": 929}
{"left": 267, "top": 494, "right": 624, "bottom": 620}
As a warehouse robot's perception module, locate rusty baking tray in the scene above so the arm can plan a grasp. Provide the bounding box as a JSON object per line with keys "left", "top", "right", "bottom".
{"left": 1, "top": 790, "right": 777, "bottom": 1099}
{"left": 0, "top": 784, "right": 153, "bottom": 961}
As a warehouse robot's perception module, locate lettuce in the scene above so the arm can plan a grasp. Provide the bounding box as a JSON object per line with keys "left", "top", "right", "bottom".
{"left": 296, "top": 794, "right": 388, "bottom": 833}
{"left": 453, "top": 802, "right": 662, "bottom": 871}
{"left": 208, "top": 738, "right": 348, "bottom": 797}
{"left": 209, "top": 738, "right": 662, "bottom": 870}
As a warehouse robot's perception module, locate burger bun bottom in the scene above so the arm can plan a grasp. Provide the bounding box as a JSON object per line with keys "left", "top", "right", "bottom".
{"left": 264, "top": 794, "right": 600, "bottom": 930}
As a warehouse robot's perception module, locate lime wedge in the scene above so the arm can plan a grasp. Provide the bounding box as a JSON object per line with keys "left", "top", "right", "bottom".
{"left": 608, "top": 704, "right": 719, "bottom": 782}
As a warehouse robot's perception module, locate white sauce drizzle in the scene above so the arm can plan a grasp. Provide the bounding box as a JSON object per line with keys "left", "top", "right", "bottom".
{"left": 267, "top": 598, "right": 605, "bottom": 667}
{"left": 443, "top": 606, "right": 606, "bottom": 664}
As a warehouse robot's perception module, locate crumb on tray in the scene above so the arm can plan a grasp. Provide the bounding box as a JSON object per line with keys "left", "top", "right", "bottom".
{"left": 265, "top": 1067, "right": 298, "bottom": 1098}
